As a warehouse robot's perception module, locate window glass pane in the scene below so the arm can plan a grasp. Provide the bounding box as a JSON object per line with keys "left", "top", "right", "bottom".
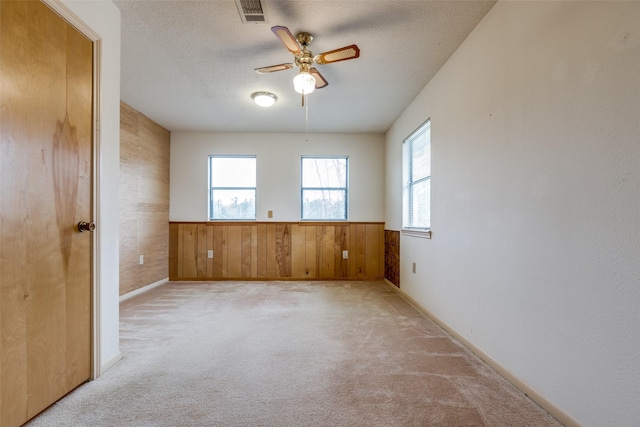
{"left": 302, "top": 189, "right": 346, "bottom": 220}
{"left": 411, "top": 131, "right": 431, "bottom": 181}
{"left": 211, "top": 157, "right": 256, "bottom": 187}
{"left": 209, "top": 155, "right": 256, "bottom": 220}
{"left": 410, "top": 179, "right": 430, "bottom": 229}
{"left": 302, "top": 158, "right": 347, "bottom": 187}
{"left": 211, "top": 189, "right": 256, "bottom": 220}
{"left": 301, "top": 156, "right": 348, "bottom": 220}
{"left": 403, "top": 120, "right": 431, "bottom": 229}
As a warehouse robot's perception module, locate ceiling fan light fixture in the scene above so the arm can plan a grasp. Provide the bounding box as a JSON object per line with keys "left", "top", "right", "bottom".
{"left": 251, "top": 91, "right": 277, "bottom": 107}
{"left": 293, "top": 72, "right": 316, "bottom": 94}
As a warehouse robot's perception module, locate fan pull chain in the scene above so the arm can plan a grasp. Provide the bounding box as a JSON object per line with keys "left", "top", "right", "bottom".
{"left": 305, "top": 94, "right": 309, "bottom": 142}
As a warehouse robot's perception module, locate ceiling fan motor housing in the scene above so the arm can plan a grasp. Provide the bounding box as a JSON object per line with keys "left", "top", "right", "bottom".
{"left": 294, "top": 32, "right": 315, "bottom": 68}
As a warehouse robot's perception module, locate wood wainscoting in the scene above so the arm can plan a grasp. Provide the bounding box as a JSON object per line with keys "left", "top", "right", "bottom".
{"left": 384, "top": 230, "right": 400, "bottom": 287}
{"left": 169, "top": 222, "right": 384, "bottom": 280}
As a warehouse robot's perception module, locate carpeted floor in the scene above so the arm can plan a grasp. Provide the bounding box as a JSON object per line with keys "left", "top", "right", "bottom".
{"left": 28, "top": 281, "right": 562, "bottom": 426}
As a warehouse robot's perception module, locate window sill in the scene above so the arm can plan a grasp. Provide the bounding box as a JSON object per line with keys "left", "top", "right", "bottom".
{"left": 402, "top": 229, "right": 432, "bottom": 239}
{"left": 208, "top": 219, "right": 257, "bottom": 222}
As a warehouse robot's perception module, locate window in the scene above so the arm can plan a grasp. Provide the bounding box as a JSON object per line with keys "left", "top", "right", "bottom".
{"left": 209, "top": 155, "right": 256, "bottom": 220}
{"left": 301, "top": 156, "right": 348, "bottom": 220}
{"left": 403, "top": 119, "right": 431, "bottom": 230}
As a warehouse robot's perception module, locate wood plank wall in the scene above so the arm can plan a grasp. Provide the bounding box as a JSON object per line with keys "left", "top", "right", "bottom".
{"left": 120, "top": 101, "right": 170, "bottom": 295}
{"left": 169, "top": 222, "right": 385, "bottom": 280}
{"left": 385, "top": 230, "right": 400, "bottom": 287}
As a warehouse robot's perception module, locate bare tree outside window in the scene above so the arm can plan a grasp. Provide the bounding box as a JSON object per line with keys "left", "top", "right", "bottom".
{"left": 301, "top": 156, "right": 348, "bottom": 220}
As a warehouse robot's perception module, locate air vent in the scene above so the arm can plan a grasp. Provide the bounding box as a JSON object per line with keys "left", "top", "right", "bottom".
{"left": 235, "top": 0, "right": 267, "bottom": 23}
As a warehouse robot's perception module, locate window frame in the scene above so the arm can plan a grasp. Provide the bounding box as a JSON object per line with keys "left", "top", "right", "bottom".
{"left": 300, "top": 155, "right": 349, "bottom": 221}
{"left": 402, "top": 119, "right": 432, "bottom": 237}
{"left": 208, "top": 154, "right": 257, "bottom": 221}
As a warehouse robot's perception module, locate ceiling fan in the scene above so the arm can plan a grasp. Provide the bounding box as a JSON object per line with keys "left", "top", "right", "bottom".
{"left": 255, "top": 25, "right": 360, "bottom": 97}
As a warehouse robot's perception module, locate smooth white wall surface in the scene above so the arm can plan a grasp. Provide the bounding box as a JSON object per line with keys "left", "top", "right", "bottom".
{"left": 171, "top": 132, "right": 384, "bottom": 222}
{"left": 60, "top": 0, "right": 122, "bottom": 374}
{"left": 385, "top": 2, "right": 640, "bottom": 426}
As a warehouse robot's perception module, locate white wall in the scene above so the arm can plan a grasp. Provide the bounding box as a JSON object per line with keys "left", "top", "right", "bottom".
{"left": 171, "top": 132, "right": 385, "bottom": 222}
{"left": 59, "top": 0, "right": 122, "bottom": 374}
{"left": 385, "top": 2, "right": 640, "bottom": 426}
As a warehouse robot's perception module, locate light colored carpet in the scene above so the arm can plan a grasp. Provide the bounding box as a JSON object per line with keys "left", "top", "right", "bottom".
{"left": 28, "top": 281, "right": 562, "bottom": 426}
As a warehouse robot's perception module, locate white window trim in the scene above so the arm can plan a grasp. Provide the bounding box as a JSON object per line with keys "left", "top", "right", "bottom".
{"left": 401, "top": 229, "right": 432, "bottom": 239}
{"left": 300, "top": 155, "right": 349, "bottom": 221}
{"left": 208, "top": 155, "right": 257, "bottom": 221}
{"left": 402, "top": 119, "right": 431, "bottom": 234}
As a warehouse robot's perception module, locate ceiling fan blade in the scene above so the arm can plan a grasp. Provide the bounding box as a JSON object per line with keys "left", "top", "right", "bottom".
{"left": 314, "top": 45, "right": 360, "bottom": 65}
{"left": 255, "top": 63, "right": 295, "bottom": 74}
{"left": 271, "top": 25, "right": 302, "bottom": 56}
{"left": 309, "top": 68, "right": 328, "bottom": 89}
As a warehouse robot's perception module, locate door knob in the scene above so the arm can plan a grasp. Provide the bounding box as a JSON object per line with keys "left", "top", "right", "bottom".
{"left": 78, "top": 221, "right": 96, "bottom": 233}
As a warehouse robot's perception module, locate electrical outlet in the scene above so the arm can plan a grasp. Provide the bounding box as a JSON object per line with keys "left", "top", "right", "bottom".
{"left": 268, "top": 210, "right": 273, "bottom": 218}
{"left": 139, "top": 255, "right": 144, "bottom": 265}
{"left": 412, "top": 262, "right": 416, "bottom": 273}
{"left": 342, "top": 250, "right": 348, "bottom": 259}
{"left": 207, "top": 250, "right": 213, "bottom": 259}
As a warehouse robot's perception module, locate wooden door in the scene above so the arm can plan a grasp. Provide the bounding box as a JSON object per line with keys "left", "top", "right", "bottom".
{"left": 0, "top": 1, "right": 93, "bottom": 426}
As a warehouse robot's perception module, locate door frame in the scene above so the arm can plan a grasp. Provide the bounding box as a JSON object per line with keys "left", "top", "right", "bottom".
{"left": 42, "top": 0, "right": 103, "bottom": 379}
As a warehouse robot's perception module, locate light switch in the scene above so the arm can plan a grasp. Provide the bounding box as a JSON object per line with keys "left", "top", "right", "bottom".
{"left": 207, "top": 250, "right": 213, "bottom": 259}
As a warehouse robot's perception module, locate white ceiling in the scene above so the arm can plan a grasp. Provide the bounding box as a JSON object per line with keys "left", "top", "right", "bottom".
{"left": 114, "top": 0, "right": 496, "bottom": 133}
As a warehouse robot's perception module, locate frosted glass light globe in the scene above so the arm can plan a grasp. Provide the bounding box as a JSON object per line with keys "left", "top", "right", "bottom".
{"left": 293, "top": 72, "right": 316, "bottom": 94}
{"left": 251, "top": 92, "right": 277, "bottom": 107}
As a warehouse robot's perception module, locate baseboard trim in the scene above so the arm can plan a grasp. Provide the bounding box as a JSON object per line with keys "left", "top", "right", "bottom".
{"left": 119, "top": 278, "right": 169, "bottom": 302}
{"left": 99, "top": 351, "right": 122, "bottom": 375}
{"left": 169, "top": 277, "right": 383, "bottom": 282}
{"left": 383, "top": 279, "right": 579, "bottom": 427}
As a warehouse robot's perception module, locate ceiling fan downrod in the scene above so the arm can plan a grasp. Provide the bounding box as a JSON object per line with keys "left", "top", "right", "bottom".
{"left": 296, "top": 32, "right": 313, "bottom": 47}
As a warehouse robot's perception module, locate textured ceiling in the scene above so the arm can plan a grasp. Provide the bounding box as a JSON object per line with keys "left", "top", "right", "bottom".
{"left": 114, "top": 0, "right": 496, "bottom": 133}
